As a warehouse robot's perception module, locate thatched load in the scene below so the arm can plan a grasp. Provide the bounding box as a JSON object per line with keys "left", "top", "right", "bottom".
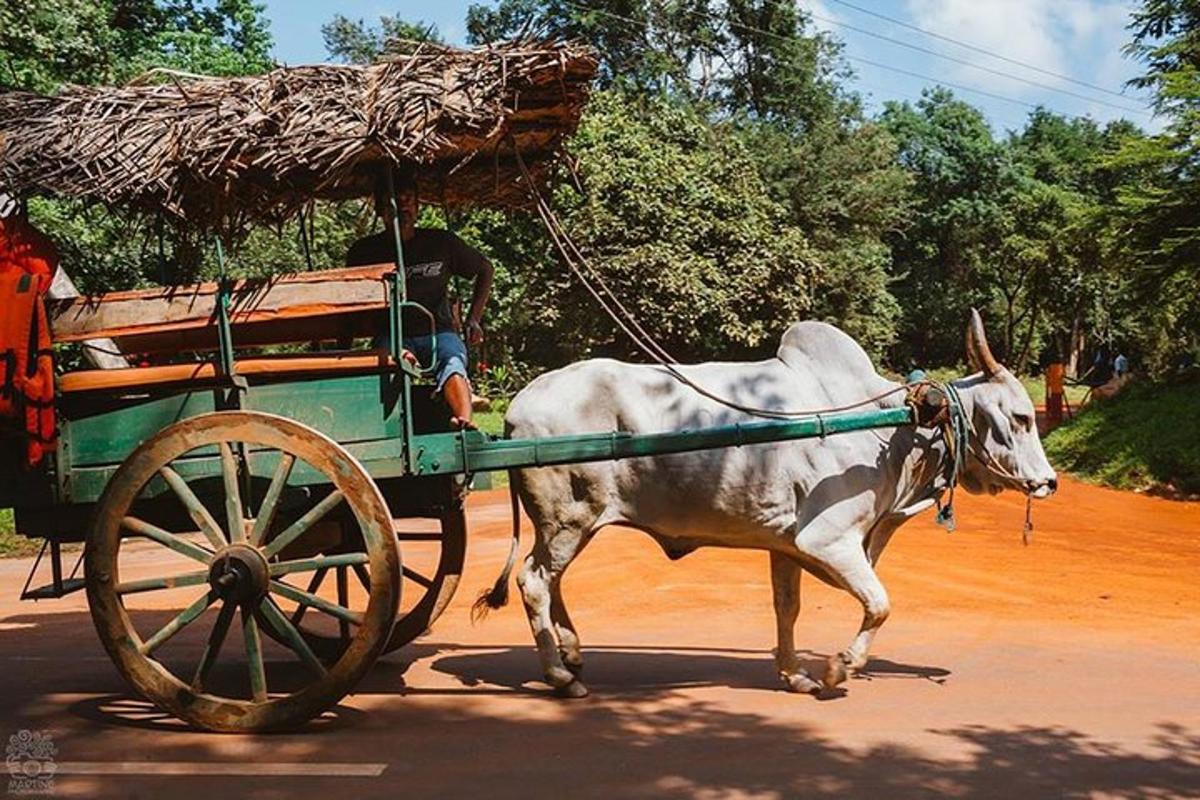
{"left": 0, "top": 40, "right": 596, "bottom": 232}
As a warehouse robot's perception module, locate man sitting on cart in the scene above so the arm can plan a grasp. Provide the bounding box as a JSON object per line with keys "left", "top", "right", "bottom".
{"left": 347, "top": 176, "right": 494, "bottom": 430}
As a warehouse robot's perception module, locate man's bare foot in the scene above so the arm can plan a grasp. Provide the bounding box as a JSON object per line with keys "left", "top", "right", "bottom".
{"left": 450, "top": 416, "right": 478, "bottom": 431}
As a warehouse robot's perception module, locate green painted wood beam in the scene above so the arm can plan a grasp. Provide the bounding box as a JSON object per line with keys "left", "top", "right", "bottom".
{"left": 412, "top": 405, "right": 917, "bottom": 476}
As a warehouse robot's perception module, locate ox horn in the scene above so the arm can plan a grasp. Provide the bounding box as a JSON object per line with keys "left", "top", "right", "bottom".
{"left": 966, "top": 308, "right": 1002, "bottom": 377}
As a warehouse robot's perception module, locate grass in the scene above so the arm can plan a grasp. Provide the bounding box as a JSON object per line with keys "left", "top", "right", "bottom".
{"left": 475, "top": 409, "right": 506, "bottom": 436}
{"left": 0, "top": 508, "right": 41, "bottom": 558}
{"left": 1043, "top": 376, "right": 1200, "bottom": 496}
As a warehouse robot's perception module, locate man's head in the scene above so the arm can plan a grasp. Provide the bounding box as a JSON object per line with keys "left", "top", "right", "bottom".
{"left": 372, "top": 173, "right": 418, "bottom": 231}
{"left": 955, "top": 310, "right": 1058, "bottom": 499}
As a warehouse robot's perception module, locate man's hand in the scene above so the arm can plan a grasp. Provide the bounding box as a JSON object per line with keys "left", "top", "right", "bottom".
{"left": 466, "top": 319, "right": 485, "bottom": 346}
{"left": 400, "top": 349, "right": 418, "bottom": 366}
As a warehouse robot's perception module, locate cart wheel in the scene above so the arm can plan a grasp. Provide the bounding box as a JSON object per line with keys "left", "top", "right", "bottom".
{"left": 272, "top": 506, "right": 466, "bottom": 660}
{"left": 85, "top": 411, "right": 400, "bottom": 733}
{"left": 385, "top": 505, "right": 466, "bottom": 652}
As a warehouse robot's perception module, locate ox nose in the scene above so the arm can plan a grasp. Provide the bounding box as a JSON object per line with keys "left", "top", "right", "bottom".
{"left": 1026, "top": 476, "right": 1058, "bottom": 497}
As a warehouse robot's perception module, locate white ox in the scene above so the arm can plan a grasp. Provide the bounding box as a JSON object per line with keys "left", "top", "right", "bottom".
{"left": 479, "top": 311, "right": 1057, "bottom": 697}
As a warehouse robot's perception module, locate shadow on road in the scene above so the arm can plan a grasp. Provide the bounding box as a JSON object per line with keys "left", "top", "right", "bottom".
{"left": 1, "top": 612, "right": 1197, "bottom": 798}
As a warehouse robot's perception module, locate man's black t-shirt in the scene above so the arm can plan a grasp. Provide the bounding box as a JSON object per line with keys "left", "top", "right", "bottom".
{"left": 346, "top": 228, "right": 485, "bottom": 336}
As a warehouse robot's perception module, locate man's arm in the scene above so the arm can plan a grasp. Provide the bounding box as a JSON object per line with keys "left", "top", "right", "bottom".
{"left": 449, "top": 233, "right": 494, "bottom": 345}
{"left": 465, "top": 257, "right": 494, "bottom": 345}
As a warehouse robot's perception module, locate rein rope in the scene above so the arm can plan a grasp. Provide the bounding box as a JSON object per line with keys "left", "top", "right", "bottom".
{"left": 512, "top": 145, "right": 916, "bottom": 421}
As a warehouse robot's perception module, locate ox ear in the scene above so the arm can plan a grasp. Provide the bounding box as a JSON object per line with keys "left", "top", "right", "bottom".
{"left": 966, "top": 308, "right": 1002, "bottom": 377}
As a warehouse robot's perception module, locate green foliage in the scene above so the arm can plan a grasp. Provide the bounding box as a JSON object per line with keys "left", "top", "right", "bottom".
{"left": 881, "top": 88, "right": 1017, "bottom": 368}
{"left": 322, "top": 14, "right": 441, "bottom": 64}
{"left": 1104, "top": 0, "right": 1200, "bottom": 375}
{"left": 466, "top": 0, "right": 853, "bottom": 128}
{"left": 744, "top": 117, "right": 909, "bottom": 358}
{"left": 1044, "top": 376, "right": 1200, "bottom": 495}
{"left": 0, "top": 1, "right": 273, "bottom": 92}
{"left": 472, "top": 89, "right": 818, "bottom": 366}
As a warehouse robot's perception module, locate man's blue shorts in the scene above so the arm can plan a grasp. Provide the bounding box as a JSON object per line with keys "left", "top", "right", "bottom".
{"left": 402, "top": 331, "right": 470, "bottom": 393}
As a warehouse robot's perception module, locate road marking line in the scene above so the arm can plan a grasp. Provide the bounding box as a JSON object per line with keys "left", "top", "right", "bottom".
{"left": 54, "top": 762, "right": 387, "bottom": 777}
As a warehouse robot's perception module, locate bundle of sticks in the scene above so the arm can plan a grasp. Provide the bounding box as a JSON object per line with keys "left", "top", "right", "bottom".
{"left": 0, "top": 40, "right": 596, "bottom": 236}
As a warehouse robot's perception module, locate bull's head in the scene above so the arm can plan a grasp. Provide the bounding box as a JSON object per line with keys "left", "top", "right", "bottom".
{"left": 956, "top": 309, "right": 1058, "bottom": 499}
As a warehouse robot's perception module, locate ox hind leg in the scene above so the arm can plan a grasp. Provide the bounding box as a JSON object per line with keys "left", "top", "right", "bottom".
{"left": 517, "top": 526, "right": 591, "bottom": 698}
{"left": 771, "top": 552, "right": 822, "bottom": 694}
{"left": 811, "top": 542, "right": 890, "bottom": 690}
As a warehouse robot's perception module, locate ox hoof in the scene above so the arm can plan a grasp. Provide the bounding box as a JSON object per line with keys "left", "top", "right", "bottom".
{"left": 554, "top": 680, "right": 590, "bottom": 699}
{"left": 782, "top": 672, "right": 822, "bottom": 694}
{"left": 545, "top": 666, "right": 577, "bottom": 688}
{"left": 823, "top": 655, "right": 850, "bottom": 690}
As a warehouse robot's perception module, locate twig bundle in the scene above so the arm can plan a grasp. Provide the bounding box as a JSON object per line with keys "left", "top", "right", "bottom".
{"left": 0, "top": 40, "right": 596, "bottom": 235}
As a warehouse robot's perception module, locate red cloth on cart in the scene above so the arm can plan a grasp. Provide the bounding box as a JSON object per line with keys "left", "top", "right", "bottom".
{"left": 0, "top": 218, "right": 58, "bottom": 466}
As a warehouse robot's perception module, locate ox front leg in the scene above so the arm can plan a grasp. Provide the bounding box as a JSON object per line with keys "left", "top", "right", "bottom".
{"left": 771, "top": 552, "right": 821, "bottom": 694}
{"left": 517, "top": 547, "right": 588, "bottom": 698}
{"left": 816, "top": 544, "right": 890, "bottom": 690}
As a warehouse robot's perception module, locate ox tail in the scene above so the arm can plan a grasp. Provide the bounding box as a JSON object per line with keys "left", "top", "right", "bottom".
{"left": 471, "top": 471, "right": 522, "bottom": 622}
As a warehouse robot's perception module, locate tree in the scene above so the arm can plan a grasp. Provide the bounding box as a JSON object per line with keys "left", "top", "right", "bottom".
{"left": 880, "top": 88, "right": 1018, "bottom": 368}
{"left": 1107, "top": 0, "right": 1200, "bottom": 373}
{"left": 322, "top": 15, "right": 441, "bottom": 65}
{"left": 0, "top": 1, "right": 273, "bottom": 91}
{"left": 459, "top": 91, "right": 819, "bottom": 371}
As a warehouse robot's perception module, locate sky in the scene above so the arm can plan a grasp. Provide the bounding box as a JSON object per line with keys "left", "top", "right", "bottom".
{"left": 261, "top": 0, "right": 1160, "bottom": 134}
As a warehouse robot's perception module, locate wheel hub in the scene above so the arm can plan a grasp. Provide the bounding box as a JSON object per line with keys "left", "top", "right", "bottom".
{"left": 208, "top": 543, "right": 270, "bottom": 603}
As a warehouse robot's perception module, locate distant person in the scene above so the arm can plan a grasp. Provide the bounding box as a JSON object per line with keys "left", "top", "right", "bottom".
{"left": 346, "top": 176, "right": 494, "bottom": 430}
{"left": 1113, "top": 352, "right": 1129, "bottom": 378}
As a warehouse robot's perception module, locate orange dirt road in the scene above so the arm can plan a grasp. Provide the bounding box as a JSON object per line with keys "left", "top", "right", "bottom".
{"left": 0, "top": 476, "right": 1197, "bottom": 798}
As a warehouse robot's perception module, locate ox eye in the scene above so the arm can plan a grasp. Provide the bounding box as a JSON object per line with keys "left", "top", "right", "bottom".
{"left": 1013, "top": 413, "right": 1032, "bottom": 431}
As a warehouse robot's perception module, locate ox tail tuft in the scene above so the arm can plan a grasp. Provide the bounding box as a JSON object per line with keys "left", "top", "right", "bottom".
{"left": 471, "top": 472, "right": 522, "bottom": 623}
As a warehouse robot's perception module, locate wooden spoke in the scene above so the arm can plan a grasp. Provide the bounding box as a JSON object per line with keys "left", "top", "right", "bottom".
{"left": 261, "top": 490, "right": 345, "bottom": 559}
{"left": 402, "top": 566, "right": 434, "bottom": 589}
{"left": 159, "top": 466, "right": 226, "bottom": 549}
{"left": 121, "top": 516, "right": 212, "bottom": 564}
{"left": 290, "top": 568, "right": 328, "bottom": 628}
{"left": 336, "top": 567, "right": 350, "bottom": 642}
{"left": 249, "top": 453, "right": 295, "bottom": 547}
{"left": 351, "top": 562, "right": 371, "bottom": 593}
{"left": 259, "top": 598, "right": 328, "bottom": 678}
{"left": 139, "top": 590, "right": 218, "bottom": 655}
{"left": 192, "top": 599, "right": 237, "bottom": 691}
{"left": 117, "top": 569, "right": 209, "bottom": 595}
{"left": 219, "top": 442, "right": 246, "bottom": 543}
{"left": 270, "top": 579, "right": 363, "bottom": 626}
{"left": 268, "top": 552, "right": 369, "bottom": 578}
{"left": 86, "top": 410, "right": 400, "bottom": 732}
{"left": 242, "top": 606, "right": 268, "bottom": 703}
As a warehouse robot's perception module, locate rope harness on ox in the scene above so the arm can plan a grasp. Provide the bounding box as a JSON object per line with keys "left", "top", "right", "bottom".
{"left": 910, "top": 375, "right": 1035, "bottom": 544}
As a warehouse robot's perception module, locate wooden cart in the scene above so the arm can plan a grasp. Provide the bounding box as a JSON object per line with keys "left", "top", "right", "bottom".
{"left": 0, "top": 41, "right": 930, "bottom": 732}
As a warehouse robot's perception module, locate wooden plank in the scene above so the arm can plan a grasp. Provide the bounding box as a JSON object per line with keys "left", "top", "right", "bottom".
{"left": 48, "top": 264, "right": 393, "bottom": 351}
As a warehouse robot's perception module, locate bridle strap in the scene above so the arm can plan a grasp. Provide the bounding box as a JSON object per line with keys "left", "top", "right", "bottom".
{"left": 933, "top": 380, "right": 1036, "bottom": 542}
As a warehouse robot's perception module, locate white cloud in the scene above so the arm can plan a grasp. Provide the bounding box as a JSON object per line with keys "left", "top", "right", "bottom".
{"left": 904, "top": 1, "right": 1129, "bottom": 91}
